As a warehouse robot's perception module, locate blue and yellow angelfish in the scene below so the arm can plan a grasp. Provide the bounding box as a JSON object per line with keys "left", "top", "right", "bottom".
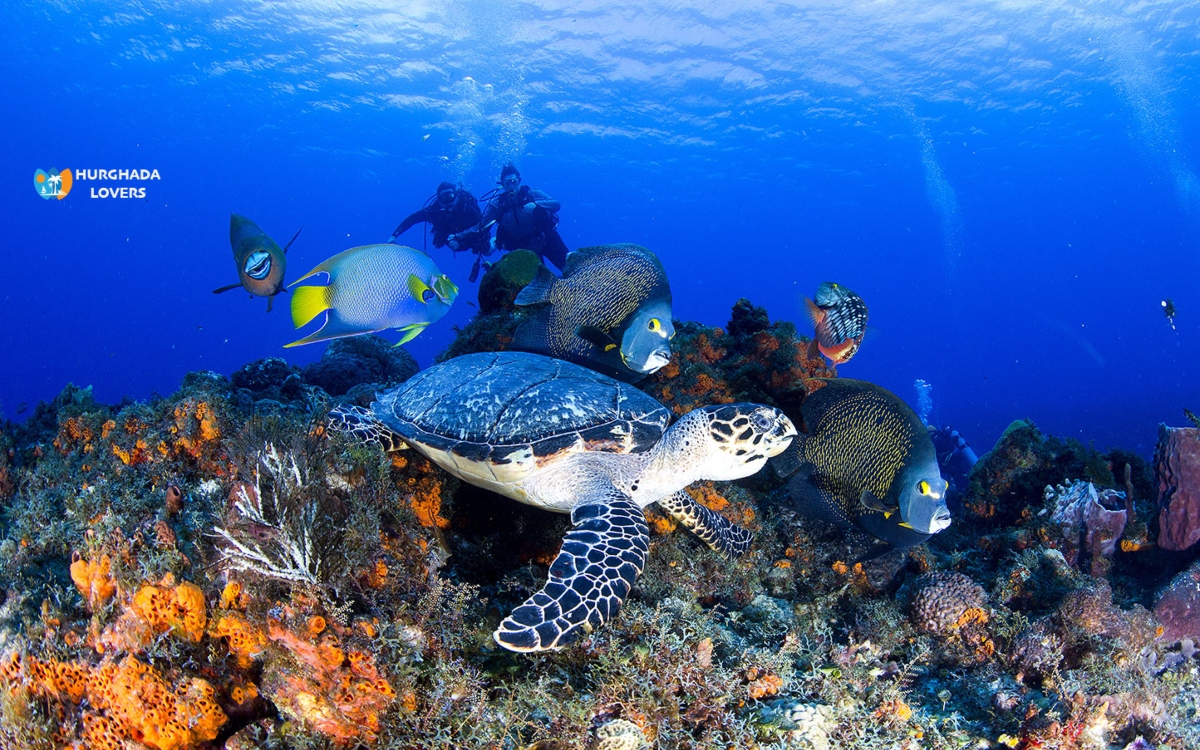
{"left": 286, "top": 244, "right": 458, "bottom": 348}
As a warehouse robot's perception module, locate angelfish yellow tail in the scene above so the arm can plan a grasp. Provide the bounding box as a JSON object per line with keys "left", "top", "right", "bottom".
{"left": 290, "top": 285, "right": 332, "bottom": 329}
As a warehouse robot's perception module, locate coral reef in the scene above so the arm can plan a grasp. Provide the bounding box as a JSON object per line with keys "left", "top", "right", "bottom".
{"left": 1154, "top": 559, "right": 1200, "bottom": 643}
{"left": 300, "top": 334, "right": 419, "bottom": 398}
{"left": 1047, "top": 479, "right": 1129, "bottom": 575}
{"left": 1155, "top": 424, "right": 1200, "bottom": 552}
{"left": 0, "top": 298, "right": 1198, "bottom": 750}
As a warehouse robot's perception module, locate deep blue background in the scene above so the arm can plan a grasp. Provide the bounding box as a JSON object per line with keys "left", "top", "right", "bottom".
{"left": 3, "top": 0, "right": 1198, "bottom": 457}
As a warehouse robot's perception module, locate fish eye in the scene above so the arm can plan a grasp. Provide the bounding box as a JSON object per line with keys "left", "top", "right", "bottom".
{"left": 918, "top": 480, "right": 930, "bottom": 495}
{"left": 648, "top": 318, "right": 660, "bottom": 332}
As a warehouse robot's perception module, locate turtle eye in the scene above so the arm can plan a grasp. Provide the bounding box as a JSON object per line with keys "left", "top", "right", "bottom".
{"left": 648, "top": 318, "right": 660, "bottom": 333}
{"left": 751, "top": 409, "right": 773, "bottom": 431}
{"left": 918, "top": 480, "right": 930, "bottom": 495}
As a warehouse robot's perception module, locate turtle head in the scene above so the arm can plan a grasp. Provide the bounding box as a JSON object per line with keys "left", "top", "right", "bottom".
{"left": 676, "top": 403, "right": 796, "bottom": 481}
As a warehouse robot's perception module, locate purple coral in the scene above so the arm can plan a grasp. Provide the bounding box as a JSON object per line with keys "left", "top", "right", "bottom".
{"left": 1154, "top": 559, "right": 1200, "bottom": 644}
{"left": 1046, "top": 480, "right": 1127, "bottom": 570}
{"left": 1155, "top": 425, "right": 1200, "bottom": 552}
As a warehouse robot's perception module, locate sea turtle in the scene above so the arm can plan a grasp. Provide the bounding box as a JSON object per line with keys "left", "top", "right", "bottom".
{"left": 331, "top": 351, "right": 796, "bottom": 652}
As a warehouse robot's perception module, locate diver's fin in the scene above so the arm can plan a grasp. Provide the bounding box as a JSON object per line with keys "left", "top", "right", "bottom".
{"left": 394, "top": 323, "right": 428, "bottom": 346}
{"left": 406, "top": 274, "right": 435, "bottom": 304}
{"left": 212, "top": 282, "right": 243, "bottom": 294}
{"left": 859, "top": 490, "right": 895, "bottom": 515}
{"left": 514, "top": 266, "right": 557, "bottom": 306}
{"left": 290, "top": 284, "right": 332, "bottom": 329}
{"left": 577, "top": 325, "right": 618, "bottom": 351}
{"left": 282, "top": 227, "right": 302, "bottom": 254}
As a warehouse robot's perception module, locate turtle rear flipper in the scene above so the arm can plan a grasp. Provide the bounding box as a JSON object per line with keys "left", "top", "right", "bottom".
{"left": 328, "top": 404, "right": 408, "bottom": 452}
{"left": 494, "top": 493, "right": 648, "bottom": 652}
{"left": 657, "top": 489, "right": 753, "bottom": 557}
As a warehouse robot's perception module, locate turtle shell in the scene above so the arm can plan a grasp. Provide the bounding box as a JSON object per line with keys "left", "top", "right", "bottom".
{"left": 373, "top": 351, "right": 671, "bottom": 486}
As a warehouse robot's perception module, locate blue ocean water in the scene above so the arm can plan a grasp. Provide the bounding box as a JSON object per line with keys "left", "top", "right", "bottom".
{"left": 3, "top": 0, "right": 1198, "bottom": 457}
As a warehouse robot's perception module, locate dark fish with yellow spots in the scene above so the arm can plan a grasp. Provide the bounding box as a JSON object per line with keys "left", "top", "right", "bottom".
{"left": 513, "top": 243, "right": 673, "bottom": 383}
{"left": 213, "top": 214, "right": 301, "bottom": 312}
{"left": 773, "top": 378, "right": 951, "bottom": 559}
{"left": 805, "top": 282, "right": 868, "bottom": 364}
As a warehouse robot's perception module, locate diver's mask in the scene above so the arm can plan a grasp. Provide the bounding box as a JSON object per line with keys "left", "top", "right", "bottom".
{"left": 437, "top": 189, "right": 456, "bottom": 206}
{"left": 501, "top": 175, "right": 520, "bottom": 194}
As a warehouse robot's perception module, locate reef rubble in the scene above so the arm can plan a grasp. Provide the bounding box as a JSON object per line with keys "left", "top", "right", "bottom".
{"left": 0, "top": 299, "right": 1197, "bottom": 750}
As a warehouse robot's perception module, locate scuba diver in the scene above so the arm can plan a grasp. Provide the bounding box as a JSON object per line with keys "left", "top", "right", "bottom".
{"left": 388, "top": 181, "right": 491, "bottom": 262}
{"left": 913, "top": 379, "right": 979, "bottom": 512}
{"left": 476, "top": 163, "right": 569, "bottom": 271}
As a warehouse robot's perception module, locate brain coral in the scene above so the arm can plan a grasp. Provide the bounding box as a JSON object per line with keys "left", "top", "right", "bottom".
{"left": 909, "top": 572, "right": 988, "bottom": 635}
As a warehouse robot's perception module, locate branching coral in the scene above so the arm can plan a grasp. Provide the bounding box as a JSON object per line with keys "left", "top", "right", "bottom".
{"left": 213, "top": 444, "right": 326, "bottom": 585}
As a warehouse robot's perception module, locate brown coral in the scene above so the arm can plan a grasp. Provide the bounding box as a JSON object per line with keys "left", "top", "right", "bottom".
{"left": 910, "top": 572, "right": 988, "bottom": 635}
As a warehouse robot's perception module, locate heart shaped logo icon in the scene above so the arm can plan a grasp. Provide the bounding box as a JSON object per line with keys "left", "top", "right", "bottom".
{"left": 34, "top": 168, "right": 72, "bottom": 200}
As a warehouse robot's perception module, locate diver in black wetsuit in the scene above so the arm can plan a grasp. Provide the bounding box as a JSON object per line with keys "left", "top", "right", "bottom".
{"left": 388, "top": 181, "right": 489, "bottom": 258}
{"left": 477, "top": 164, "right": 569, "bottom": 271}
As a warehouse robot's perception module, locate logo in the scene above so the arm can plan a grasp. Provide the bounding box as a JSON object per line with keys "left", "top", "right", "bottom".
{"left": 34, "top": 168, "right": 72, "bottom": 200}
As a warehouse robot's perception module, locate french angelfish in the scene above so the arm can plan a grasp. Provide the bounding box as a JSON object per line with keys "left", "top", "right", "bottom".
{"left": 512, "top": 243, "right": 673, "bottom": 383}
{"left": 773, "top": 378, "right": 951, "bottom": 559}
{"left": 286, "top": 244, "right": 458, "bottom": 348}
{"left": 805, "top": 282, "right": 868, "bottom": 364}
{"left": 213, "top": 214, "right": 301, "bottom": 312}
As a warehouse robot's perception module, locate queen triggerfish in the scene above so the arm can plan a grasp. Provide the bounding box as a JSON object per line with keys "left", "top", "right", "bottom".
{"left": 805, "top": 281, "right": 868, "bottom": 364}
{"left": 512, "top": 243, "right": 674, "bottom": 382}
{"left": 213, "top": 214, "right": 301, "bottom": 312}
{"left": 285, "top": 244, "right": 458, "bottom": 348}
{"left": 773, "top": 378, "right": 952, "bottom": 559}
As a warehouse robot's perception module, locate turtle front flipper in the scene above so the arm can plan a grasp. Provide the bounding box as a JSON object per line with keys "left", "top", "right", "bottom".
{"left": 494, "top": 495, "right": 648, "bottom": 652}
{"left": 657, "top": 489, "right": 753, "bottom": 557}
{"left": 328, "top": 404, "right": 408, "bottom": 452}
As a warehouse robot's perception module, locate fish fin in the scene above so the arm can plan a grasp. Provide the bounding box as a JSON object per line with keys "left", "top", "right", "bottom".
{"left": 854, "top": 543, "right": 896, "bottom": 563}
{"left": 281, "top": 227, "right": 303, "bottom": 254}
{"left": 806, "top": 337, "right": 820, "bottom": 360}
{"left": 859, "top": 490, "right": 895, "bottom": 514}
{"left": 394, "top": 323, "right": 428, "bottom": 346}
{"left": 212, "top": 283, "right": 242, "bottom": 294}
{"left": 897, "top": 521, "right": 914, "bottom": 530}
{"left": 284, "top": 312, "right": 383, "bottom": 348}
{"left": 289, "top": 245, "right": 365, "bottom": 287}
{"left": 577, "top": 324, "right": 618, "bottom": 350}
{"left": 786, "top": 468, "right": 852, "bottom": 529}
{"left": 511, "top": 311, "right": 554, "bottom": 356}
{"left": 266, "top": 295, "right": 274, "bottom": 313}
{"left": 406, "top": 274, "right": 434, "bottom": 304}
{"left": 290, "top": 284, "right": 332, "bottom": 329}
{"left": 821, "top": 336, "right": 861, "bottom": 364}
{"left": 514, "top": 265, "right": 557, "bottom": 306}
{"left": 804, "top": 297, "right": 824, "bottom": 327}
{"left": 771, "top": 444, "right": 805, "bottom": 478}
